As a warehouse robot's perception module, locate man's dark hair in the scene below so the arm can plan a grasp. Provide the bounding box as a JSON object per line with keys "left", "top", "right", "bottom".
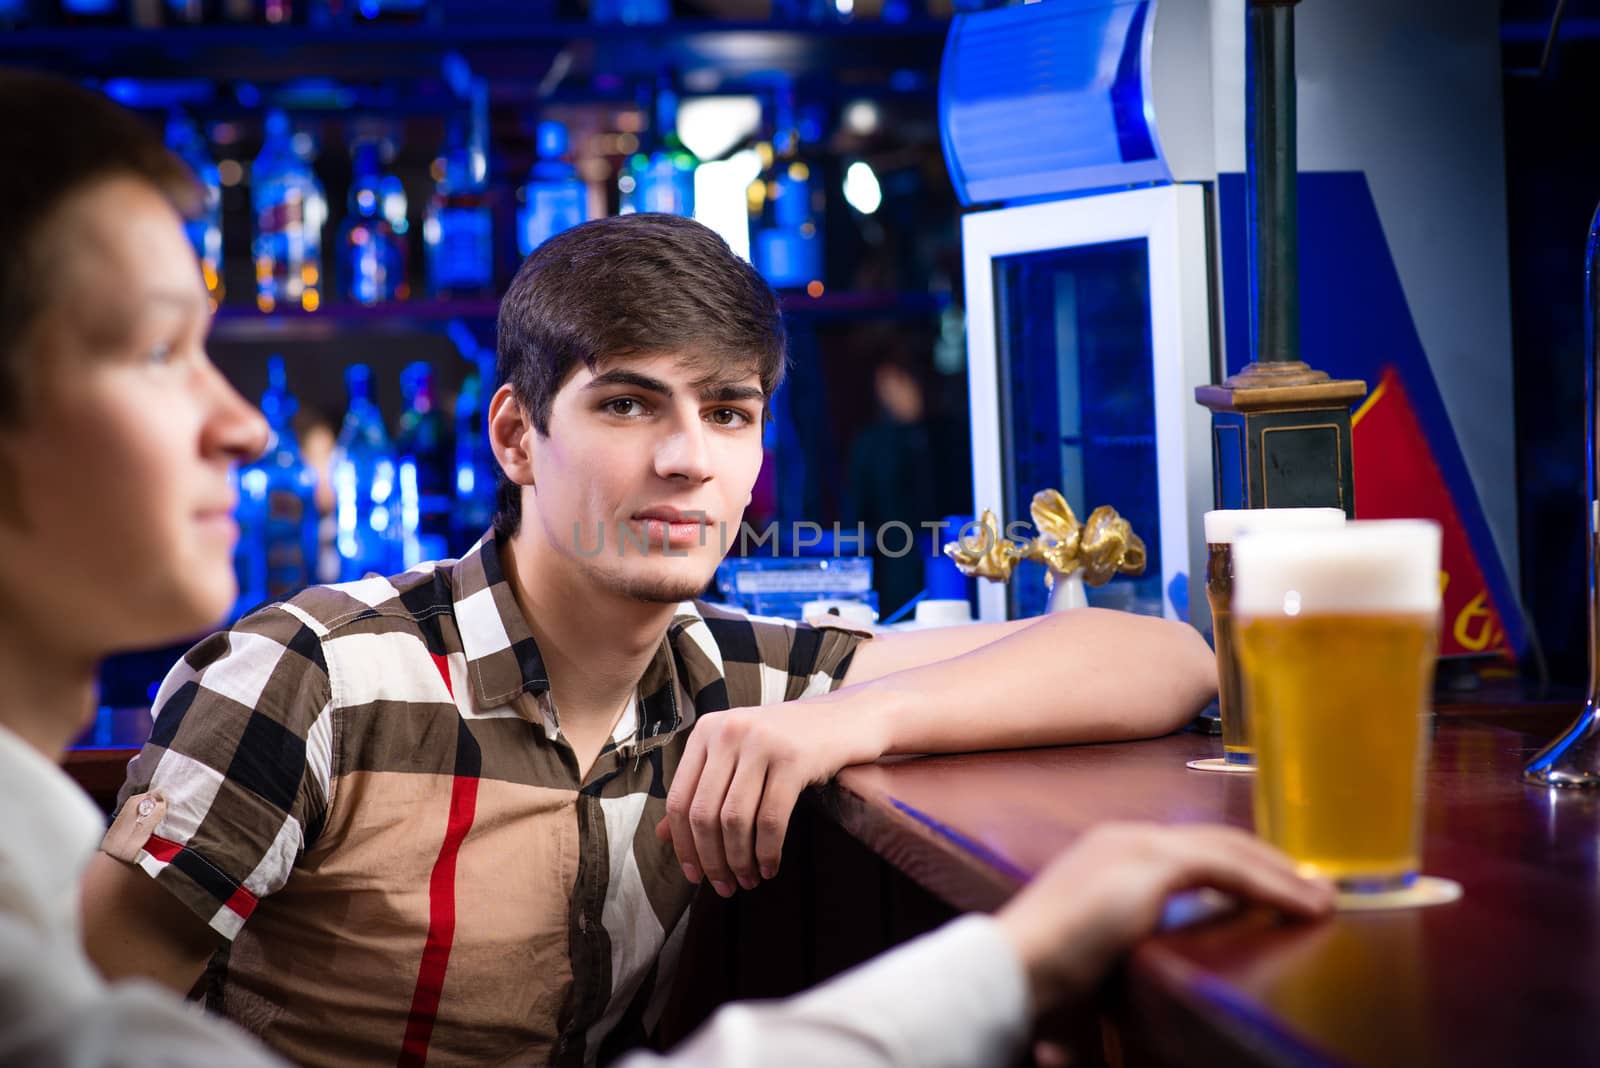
{"left": 0, "top": 70, "right": 200, "bottom": 425}
{"left": 493, "top": 213, "right": 787, "bottom": 538}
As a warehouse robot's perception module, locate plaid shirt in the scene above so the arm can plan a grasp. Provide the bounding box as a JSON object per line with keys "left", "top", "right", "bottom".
{"left": 103, "top": 533, "right": 866, "bottom": 1068}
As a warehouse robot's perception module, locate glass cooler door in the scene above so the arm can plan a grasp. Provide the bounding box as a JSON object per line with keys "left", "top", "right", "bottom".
{"left": 962, "top": 184, "right": 1215, "bottom": 624}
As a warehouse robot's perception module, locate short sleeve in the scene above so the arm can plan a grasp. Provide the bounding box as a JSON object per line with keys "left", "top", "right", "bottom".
{"left": 689, "top": 602, "right": 871, "bottom": 708}
{"left": 103, "top": 604, "right": 333, "bottom": 941}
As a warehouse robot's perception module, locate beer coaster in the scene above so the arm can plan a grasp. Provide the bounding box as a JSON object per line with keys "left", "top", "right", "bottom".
{"left": 1335, "top": 876, "right": 1462, "bottom": 911}
{"left": 1186, "top": 757, "right": 1256, "bottom": 774}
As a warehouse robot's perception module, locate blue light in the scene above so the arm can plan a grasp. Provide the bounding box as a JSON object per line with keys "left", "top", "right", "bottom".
{"left": 939, "top": 0, "right": 1166, "bottom": 206}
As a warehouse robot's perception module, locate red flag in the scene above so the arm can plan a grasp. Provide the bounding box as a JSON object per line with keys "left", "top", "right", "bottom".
{"left": 1351, "top": 367, "right": 1512, "bottom": 661}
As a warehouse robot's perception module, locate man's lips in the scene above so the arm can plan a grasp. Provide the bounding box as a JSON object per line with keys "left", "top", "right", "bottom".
{"left": 195, "top": 507, "right": 239, "bottom": 540}
{"left": 628, "top": 509, "right": 712, "bottom": 548}
{"left": 632, "top": 507, "right": 709, "bottom": 525}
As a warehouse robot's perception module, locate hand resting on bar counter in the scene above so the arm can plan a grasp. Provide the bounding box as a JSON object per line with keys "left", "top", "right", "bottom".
{"left": 619, "top": 821, "right": 1334, "bottom": 1068}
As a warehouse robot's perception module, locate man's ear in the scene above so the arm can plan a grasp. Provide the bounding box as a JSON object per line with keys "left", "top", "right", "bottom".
{"left": 487, "top": 384, "right": 537, "bottom": 489}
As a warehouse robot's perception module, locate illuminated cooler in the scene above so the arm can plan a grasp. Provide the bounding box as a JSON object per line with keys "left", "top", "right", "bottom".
{"left": 961, "top": 186, "right": 1213, "bottom": 624}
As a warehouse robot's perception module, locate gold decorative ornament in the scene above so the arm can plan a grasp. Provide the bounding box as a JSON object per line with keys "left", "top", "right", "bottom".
{"left": 942, "top": 490, "right": 1146, "bottom": 592}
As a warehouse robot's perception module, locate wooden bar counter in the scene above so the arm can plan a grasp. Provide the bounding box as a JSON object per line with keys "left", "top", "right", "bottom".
{"left": 66, "top": 704, "right": 1598, "bottom": 1065}
{"left": 818, "top": 711, "right": 1600, "bottom": 1067}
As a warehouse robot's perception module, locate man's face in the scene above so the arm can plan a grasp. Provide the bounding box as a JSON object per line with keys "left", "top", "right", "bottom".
{"left": 0, "top": 176, "right": 267, "bottom": 657}
{"left": 527, "top": 351, "right": 766, "bottom": 604}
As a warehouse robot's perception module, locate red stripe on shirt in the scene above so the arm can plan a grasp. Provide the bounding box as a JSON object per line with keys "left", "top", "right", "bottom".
{"left": 143, "top": 834, "right": 182, "bottom": 863}
{"left": 223, "top": 883, "right": 259, "bottom": 920}
{"left": 396, "top": 774, "right": 478, "bottom": 1068}
{"left": 431, "top": 652, "right": 454, "bottom": 700}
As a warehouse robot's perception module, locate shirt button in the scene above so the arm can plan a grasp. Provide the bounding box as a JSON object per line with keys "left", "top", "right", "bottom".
{"left": 577, "top": 912, "right": 588, "bottom": 933}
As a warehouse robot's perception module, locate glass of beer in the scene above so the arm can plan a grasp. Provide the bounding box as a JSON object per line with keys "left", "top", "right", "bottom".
{"left": 1232, "top": 520, "right": 1442, "bottom": 892}
{"left": 1203, "top": 508, "right": 1346, "bottom": 766}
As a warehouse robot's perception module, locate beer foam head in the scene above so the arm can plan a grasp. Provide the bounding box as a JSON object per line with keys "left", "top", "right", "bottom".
{"left": 1204, "top": 507, "right": 1346, "bottom": 545}
{"left": 1232, "top": 519, "right": 1441, "bottom": 617}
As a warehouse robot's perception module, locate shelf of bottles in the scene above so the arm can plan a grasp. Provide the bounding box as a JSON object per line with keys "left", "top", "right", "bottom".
{"left": 17, "top": 0, "right": 962, "bottom": 678}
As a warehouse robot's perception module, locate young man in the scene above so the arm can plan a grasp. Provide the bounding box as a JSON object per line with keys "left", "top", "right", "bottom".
{"left": 0, "top": 69, "right": 285, "bottom": 1065}
{"left": 82, "top": 213, "right": 1221, "bottom": 1064}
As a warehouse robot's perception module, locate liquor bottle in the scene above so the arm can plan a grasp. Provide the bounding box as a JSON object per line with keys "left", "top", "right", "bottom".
{"left": 424, "top": 105, "right": 495, "bottom": 299}
{"left": 163, "top": 0, "right": 209, "bottom": 21}
{"left": 589, "top": 0, "right": 665, "bottom": 26}
{"left": 380, "top": 161, "right": 409, "bottom": 238}
{"left": 165, "top": 112, "right": 225, "bottom": 306}
{"left": 238, "top": 356, "right": 321, "bottom": 600}
{"left": 351, "top": 0, "right": 426, "bottom": 20}
{"left": 750, "top": 86, "right": 824, "bottom": 290}
{"left": 220, "top": 0, "right": 291, "bottom": 21}
{"left": 332, "top": 364, "right": 402, "bottom": 580}
{"left": 233, "top": 462, "right": 266, "bottom": 612}
{"left": 516, "top": 120, "right": 589, "bottom": 258}
{"left": 56, "top": 0, "right": 124, "bottom": 23}
{"left": 395, "top": 361, "right": 452, "bottom": 566}
{"left": 338, "top": 139, "right": 408, "bottom": 305}
{"left": 770, "top": 0, "right": 833, "bottom": 23}
{"left": 450, "top": 341, "right": 497, "bottom": 552}
{"left": 252, "top": 109, "right": 325, "bottom": 313}
{"left": 620, "top": 79, "right": 696, "bottom": 218}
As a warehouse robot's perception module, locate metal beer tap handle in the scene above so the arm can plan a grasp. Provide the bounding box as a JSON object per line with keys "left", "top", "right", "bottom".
{"left": 1524, "top": 203, "right": 1600, "bottom": 787}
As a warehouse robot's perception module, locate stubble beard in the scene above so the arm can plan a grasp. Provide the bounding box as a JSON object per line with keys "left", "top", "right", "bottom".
{"left": 591, "top": 553, "right": 715, "bottom": 605}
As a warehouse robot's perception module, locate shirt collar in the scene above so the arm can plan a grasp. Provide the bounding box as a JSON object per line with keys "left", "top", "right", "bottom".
{"left": 448, "top": 530, "right": 682, "bottom": 743}
{"left": 0, "top": 722, "right": 107, "bottom": 914}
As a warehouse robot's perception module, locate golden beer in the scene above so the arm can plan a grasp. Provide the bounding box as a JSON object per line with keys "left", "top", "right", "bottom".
{"left": 1205, "top": 543, "right": 1247, "bottom": 763}
{"left": 1232, "top": 520, "right": 1441, "bottom": 893}
{"left": 1203, "top": 509, "right": 1345, "bottom": 767}
{"left": 1238, "top": 613, "right": 1438, "bottom": 885}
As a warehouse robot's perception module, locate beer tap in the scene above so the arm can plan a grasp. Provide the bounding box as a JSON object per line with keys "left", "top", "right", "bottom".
{"left": 1524, "top": 203, "right": 1600, "bottom": 787}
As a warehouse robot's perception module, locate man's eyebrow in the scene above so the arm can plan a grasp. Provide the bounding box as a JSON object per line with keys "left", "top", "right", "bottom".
{"left": 698, "top": 383, "right": 766, "bottom": 404}
{"left": 583, "top": 368, "right": 765, "bottom": 405}
{"left": 79, "top": 288, "right": 206, "bottom": 348}
{"left": 141, "top": 288, "right": 209, "bottom": 312}
{"left": 582, "top": 369, "right": 673, "bottom": 395}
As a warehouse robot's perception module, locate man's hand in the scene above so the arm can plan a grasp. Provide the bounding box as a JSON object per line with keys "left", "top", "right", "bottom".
{"left": 654, "top": 700, "right": 886, "bottom": 897}
{"left": 996, "top": 822, "right": 1335, "bottom": 1014}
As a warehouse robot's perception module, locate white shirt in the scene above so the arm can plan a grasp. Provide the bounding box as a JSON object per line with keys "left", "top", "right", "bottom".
{"left": 0, "top": 722, "right": 1028, "bottom": 1067}
{"left": 618, "top": 914, "right": 1030, "bottom": 1068}
{"left": 0, "top": 722, "right": 287, "bottom": 1068}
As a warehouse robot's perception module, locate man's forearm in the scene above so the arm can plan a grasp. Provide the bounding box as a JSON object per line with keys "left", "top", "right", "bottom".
{"left": 822, "top": 609, "right": 1215, "bottom": 758}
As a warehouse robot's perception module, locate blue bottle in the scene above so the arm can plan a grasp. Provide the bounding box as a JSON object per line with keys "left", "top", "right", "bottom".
{"left": 57, "top": 0, "right": 124, "bottom": 23}
{"left": 232, "top": 464, "right": 266, "bottom": 614}
{"left": 165, "top": 111, "right": 225, "bottom": 306}
{"left": 338, "top": 139, "right": 408, "bottom": 305}
{"left": 381, "top": 168, "right": 409, "bottom": 238}
{"left": 425, "top": 113, "right": 494, "bottom": 299}
{"left": 451, "top": 359, "right": 498, "bottom": 551}
{"left": 239, "top": 356, "right": 321, "bottom": 600}
{"left": 396, "top": 362, "right": 452, "bottom": 566}
{"left": 353, "top": 0, "right": 426, "bottom": 19}
{"left": 751, "top": 89, "right": 824, "bottom": 290}
{"left": 252, "top": 110, "right": 326, "bottom": 313}
{"left": 590, "top": 0, "right": 666, "bottom": 27}
{"left": 163, "top": 0, "right": 208, "bottom": 22}
{"left": 332, "top": 364, "right": 402, "bottom": 580}
{"left": 517, "top": 121, "right": 589, "bottom": 258}
{"left": 620, "top": 82, "right": 696, "bottom": 218}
